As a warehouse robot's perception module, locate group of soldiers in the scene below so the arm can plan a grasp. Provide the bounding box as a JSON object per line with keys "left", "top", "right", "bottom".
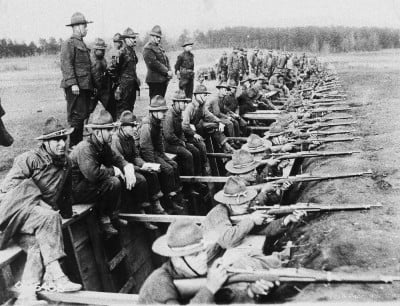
{"left": 0, "top": 11, "right": 337, "bottom": 306}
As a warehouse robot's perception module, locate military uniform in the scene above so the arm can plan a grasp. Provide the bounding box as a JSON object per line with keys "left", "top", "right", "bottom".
{"left": 217, "top": 55, "right": 228, "bottom": 81}
{"left": 60, "top": 34, "right": 94, "bottom": 146}
{"left": 227, "top": 52, "right": 240, "bottom": 83}
{"left": 174, "top": 51, "right": 194, "bottom": 98}
{"left": 143, "top": 41, "right": 171, "bottom": 99}
{"left": 205, "top": 93, "right": 238, "bottom": 137}
{"left": 92, "top": 55, "right": 111, "bottom": 112}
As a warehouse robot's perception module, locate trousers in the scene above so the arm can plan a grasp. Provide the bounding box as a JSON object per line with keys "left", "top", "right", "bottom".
{"left": 117, "top": 81, "right": 137, "bottom": 119}
{"left": 165, "top": 143, "right": 201, "bottom": 176}
{"left": 155, "top": 155, "right": 180, "bottom": 194}
{"left": 147, "top": 82, "right": 168, "bottom": 100}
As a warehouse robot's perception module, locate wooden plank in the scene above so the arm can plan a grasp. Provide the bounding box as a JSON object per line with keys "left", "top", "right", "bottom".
{"left": 0, "top": 244, "right": 23, "bottom": 269}
{"left": 76, "top": 241, "right": 102, "bottom": 290}
{"left": 62, "top": 203, "right": 95, "bottom": 228}
{"left": 181, "top": 176, "right": 228, "bottom": 183}
{"left": 108, "top": 248, "right": 127, "bottom": 271}
{"left": 38, "top": 290, "right": 139, "bottom": 305}
{"left": 243, "top": 113, "right": 279, "bottom": 121}
{"left": 119, "top": 276, "right": 136, "bottom": 293}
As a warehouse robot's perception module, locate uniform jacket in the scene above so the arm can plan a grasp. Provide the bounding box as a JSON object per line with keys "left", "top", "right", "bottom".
{"left": 182, "top": 101, "right": 221, "bottom": 138}
{"left": 227, "top": 52, "right": 240, "bottom": 73}
{"left": 0, "top": 146, "right": 72, "bottom": 248}
{"left": 205, "top": 94, "right": 230, "bottom": 120}
{"left": 60, "top": 34, "right": 93, "bottom": 90}
{"left": 174, "top": 51, "right": 194, "bottom": 78}
{"left": 139, "top": 115, "right": 166, "bottom": 162}
{"left": 116, "top": 46, "right": 139, "bottom": 87}
{"left": 239, "top": 55, "right": 249, "bottom": 75}
{"left": 91, "top": 55, "right": 111, "bottom": 104}
{"left": 111, "top": 131, "right": 145, "bottom": 172}
{"left": 70, "top": 135, "right": 128, "bottom": 185}
{"left": 217, "top": 56, "right": 228, "bottom": 73}
{"left": 143, "top": 41, "right": 170, "bottom": 83}
{"left": 163, "top": 108, "right": 186, "bottom": 147}
{"left": 237, "top": 87, "right": 257, "bottom": 115}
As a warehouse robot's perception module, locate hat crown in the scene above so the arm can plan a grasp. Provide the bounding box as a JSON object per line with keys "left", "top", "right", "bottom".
{"left": 150, "top": 25, "right": 162, "bottom": 37}
{"left": 113, "top": 33, "right": 121, "bottom": 42}
{"left": 119, "top": 110, "right": 136, "bottom": 125}
{"left": 270, "top": 123, "right": 284, "bottom": 133}
{"left": 94, "top": 38, "right": 106, "bottom": 49}
{"left": 42, "top": 117, "right": 66, "bottom": 136}
{"left": 223, "top": 176, "right": 247, "bottom": 196}
{"left": 172, "top": 90, "right": 189, "bottom": 101}
{"left": 247, "top": 134, "right": 264, "bottom": 149}
{"left": 69, "top": 12, "right": 90, "bottom": 26}
{"left": 166, "top": 220, "right": 203, "bottom": 249}
{"left": 122, "top": 27, "right": 138, "bottom": 37}
{"left": 194, "top": 84, "right": 208, "bottom": 94}
{"left": 150, "top": 95, "right": 167, "bottom": 109}
{"left": 88, "top": 109, "right": 113, "bottom": 126}
{"left": 227, "top": 79, "right": 237, "bottom": 87}
{"left": 232, "top": 149, "right": 255, "bottom": 168}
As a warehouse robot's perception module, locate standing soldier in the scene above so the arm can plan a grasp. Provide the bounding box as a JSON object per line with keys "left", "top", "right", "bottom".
{"left": 143, "top": 25, "right": 173, "bottom": 100}
{"left": 217, "top": 51, "right": 228, "bottom": 81}
{"left": 60, "top": 12, "right": 94, "bottom": 147}
{"left": 174, "top": 41, "right": 195, "bottom": 98}
{"left": 250, "top": 48, "right": 259, "bottom": 75}
{"left": 107, "top": 33, "right": 123, "bottom": 120}
{"left": 112, "top": 27, "right": 140, "bottom": 118}
{"left": 239, "top": 48, "right": 249, "bottom": 81}
{"left": 227, "top": 47, "right": 240, "bottom": 83}
{"left": 91, "top": 38, "right": 111, "bottom": 114}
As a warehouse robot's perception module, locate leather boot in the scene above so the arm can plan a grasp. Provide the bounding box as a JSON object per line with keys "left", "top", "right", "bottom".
{"left": 140, "top": 208, "right": 158, "bottom": 230}
{"left": 150, "top": 200, "right": 167, "bottom": 215}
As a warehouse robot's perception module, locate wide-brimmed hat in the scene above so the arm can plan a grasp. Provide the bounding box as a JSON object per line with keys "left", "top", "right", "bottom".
{"left": 240, "top": 74, "right": 256, "bottom": 84}
{"left": 150, "top": 25, "right": 162, "bottom": 38}
{"left": 182, "top": 41, "right": 194, "bottom": 47}
{"left": 36, "top": 117, "right": 74, "bottom": 140}
{"left": 120, "top": 27, "right": 139, "bottom": 39}
{"left": 93, "top": 38, "right": 107, "bottom": 50}
{"left": 241, "top": 134, "right": 272, "bottom": 153}
{"left": 85, "top": 109, "right": 116, "bottom": 129}
{"left": 119, "top": 110, "right": 137, "bottom": 126}
{"left": 172, "top": 90, "right": 191, "bottom": 102}
{"left": 264, "top": 123, "right": 288, "bottom": 138}
{"left": 66, "top": 12, "right": 93, "bottom": 27}
{"left": 227, "top": 79, "right": 237, "bottom": 89}
{"left": 193, "top": 84, "right": 211, "bottom": 95}
{"left": 152, "top": 220, "right": 205, "bottom": 257}
{"left": 149, "top": 95, "right": 168, "bottom": 111}
{"left": 216, "top": 81, "right": 230, "bottom": 89}
{"left": 214, "top": 176, "right": 257, "bottom": 205}
{"left": 225, "top": 149, "right": 260, "bottom": 174}
{"left": 113, "top": 33, "right": 122, "bottom": 42}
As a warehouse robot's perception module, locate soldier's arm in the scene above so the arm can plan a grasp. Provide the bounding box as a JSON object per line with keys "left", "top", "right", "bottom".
{"left": 174, "top": 54, "right": 182, "bottom": 74}
{"left": 0, "top": 152, "right": 33, "bottom": 193}
{"left": 143, "top": 48, "right": 169, "bottom": 76}
{"left": 182, "top": 105, "right": 195, "bottom": 137}
{"left": 60, "top": 41, "right": 78, "bottom": 88}
{"left": 163, "top": 111, "right": 184, "bottom": 146}
{"left": 139, "top": 124, "right": 156, "bottom": 162}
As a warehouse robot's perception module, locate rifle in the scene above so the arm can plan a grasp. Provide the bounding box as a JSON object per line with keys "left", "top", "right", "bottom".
{"left": 310, "top": 107, "right": 351, "bottom": 113}
{"left": 180, "top": 170, "right": 372, "bottom": 184}
{"left": 289, "top": 137, "right": 361, "bottom": 145}
{"left": 297, "top": 121, "right": 357, "bottom": 130}
{"left": 206, "top": 150, "right": 360, "bottom": 160}
{"left": 174, "top": 268, "right": 400, "bottom": 298}
{"left": 302, "top": 115, "right": 354, "bottom": 123}
{"left": 302, "top": 130, "right": 356, "bottom": 136}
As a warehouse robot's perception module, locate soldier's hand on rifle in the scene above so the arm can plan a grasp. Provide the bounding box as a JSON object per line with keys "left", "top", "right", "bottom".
{"left": 206, "top": 259, "right": 228, "bottom": 294}
{"left": 248, "top": 280, "right": 279, "bottom": 299}
{"left": 280, "top": 180, "right": 292, "bottom": 191}
{"left": 283, "top": 210, "right": 307, "bottom": 226}
{"left": 71, "top": 85, "right": 80, "bottom": 95}
{"left": 124, "top": 163, "right": 136, "bottom": 190}
{"left": 218, "top": 122, "right": 225, "bottom": 132}
{"left": 261, "top": 182, "right": 278, "bottom": 193}
{"left": 249, "top": 211, "right": 267, "bottom": 225}
{"left": 194, "top": 133, "right": 203, "bottom": 142}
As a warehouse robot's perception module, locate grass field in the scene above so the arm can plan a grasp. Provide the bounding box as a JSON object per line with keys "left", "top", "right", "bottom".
{"left": 2, "top": 48, "right": 400, "bottom": 301}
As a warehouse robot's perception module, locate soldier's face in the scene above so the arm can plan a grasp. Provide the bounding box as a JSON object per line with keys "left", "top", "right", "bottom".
{"left": 195, "top": 94, "right": 207, "bottom": 104}
{"left": 174, "top": 101, "right": 187, "bottom": 112}
{"left": 126, "top": 38, "right": 137, "bottom": 47}
{"left": 46, "top": 138, "right": 66, "bottom": 157}
{"left": 77, "top": 24, "right": 88, "bottom": 37}
{"left": 238, "top": 169, "right": 257, "bottom": 183}
{"left": 151, "top": 35, "right": 161, "bottom": 44}
{"left": 94, "top": 49, "right": 105, "bottom": 59}
{"left": 122, "top": 126, "right": 135, "bottom": 137}
{"left": 219, "top": 88, "right": 227, "bottom": 96}
{"left": 152, "top": 111, "right": 165, "bottom": 120}
{"left": 228, "top": 201, "right": 250, "bottom": 215}
{"left": 184, "top": 45, "right": 192, "bottom": 52}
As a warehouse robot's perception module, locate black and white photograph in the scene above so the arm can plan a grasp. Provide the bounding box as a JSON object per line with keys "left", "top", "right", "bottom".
{"left": 0, "top": 0, "right": 400, "bottom": 305}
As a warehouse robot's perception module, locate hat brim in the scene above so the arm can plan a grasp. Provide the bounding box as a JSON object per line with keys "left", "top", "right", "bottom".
{"left": 214, "top": 188, "right": 257, "bottom": 205}
{"left": 150, "top": 32, "right": 162, "bottom": 38}
{"left": 152, "top": 235, "right": 205, "bottom": 257}
{"left": 182, "top": 43, "right": 194, "bottom": 47}
{"left": 264, "top": 131, "right": 286, "bottom": 138}
{"left": 172, "top": 98, "right": 192, "bottom": 102}
{"left": 241, "top": 140, "right": 272, "bottom": 153}
{"left": 216, "top": 85, "right": 230, "bottom": 89}
{"left": 85, "top": 123, "right": 117, "bottom": 129}
{"left": 94, "top": 46, "right": 107, "bottom": 50}
{"left": 66, "top": 21, "right": 93, "bottom": 27}
{"left": 193, "top": 91, "right": 211, "bottom": 95}
{"left": 225, "top": 160, "right": 260, "bottom": 174}
{"left": 149, "top": 106, "right": 168, "bottom": 111}
{"left": 120, "top": 34, "right": 139, "bottom": 39}
{"left": 36, "top": 127, "right": 74, "bottom": 140}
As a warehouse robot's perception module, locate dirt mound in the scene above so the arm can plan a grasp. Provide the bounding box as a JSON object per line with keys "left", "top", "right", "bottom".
{"left": 287, "top": 63, "right": 400, "bottom": 302}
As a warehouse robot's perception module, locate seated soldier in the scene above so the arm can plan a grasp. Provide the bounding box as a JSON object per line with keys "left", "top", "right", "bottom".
{"left": 205, "top": 82, "right": 238, "bottom": 137}
{"left": 0, "top": 118, "right": 81, "bottom": 305}
{"left": 70, "top": 109, "right": 136, "bottom": 236}
{"left": 112, "top": 111, "right": 166, "bottom": 229}
{"left": 164, "top": 91, "right": 202, "bottom": 178}
{"left": 140, "top": 95, "right": 184, "bottom": 211}
{"left": 182, "top": 84, "right": 234, "bottom": 160}
{"left": 225, "top": 149, "right": 292, "bottom": 205}
{"left": 236, "top": 75, "right": 258, "bottom": 116}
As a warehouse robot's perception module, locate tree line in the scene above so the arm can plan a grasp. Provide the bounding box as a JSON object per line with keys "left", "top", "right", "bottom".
{"left": 1, "top": 26, "right": 399, "bottom": 58}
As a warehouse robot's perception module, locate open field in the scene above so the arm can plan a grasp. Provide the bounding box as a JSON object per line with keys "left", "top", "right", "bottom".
{"left": 1, "top": 48, "right": 400, "bottom": 302}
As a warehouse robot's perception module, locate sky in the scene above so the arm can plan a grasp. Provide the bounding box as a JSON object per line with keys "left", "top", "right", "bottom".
{"left": 0, "top": 0, "right": 400, "bottom": 43}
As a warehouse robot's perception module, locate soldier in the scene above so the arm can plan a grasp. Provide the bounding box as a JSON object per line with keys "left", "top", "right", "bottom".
{"left": 143, "top": 25, "right": 172, "bottom": 99}
{"left": 250, "top": 48, "right": 259, "bottom": 75}
{"left": 91, "top": 38, "right": 111, "bottom": 114}
{"left": 239, "top": 48, "right": 249, "bottom": 81}
{"left": 164, "top": 91, "right": 202, "bottom": 178}
{"left": 139, "top": 95, "right": 184, "bottom": 211}
{"left": 182, "top": 84, "right": 234, "bottom": 156}
{"left": 175, "top": 41, "right": 195, "bottom": 98}
{"left": 0, "top": 98, "right": 13, "bottom": 147}
{"left": 60, "top": 12, "right": 94, "bottom": 147}
{"left": 70, "top": 109, "right": 136, "bottom": 236}
{"left": 0, "top": 118, "right": 81, "bottom": 305}
{"left": 112, "top": 27, "right": 140, "bottom": 118}
{"left": 227, "top": 47, "right": 240, "bottom": 83}
{"left": 217, "top": 51, "right": 228, "bottom": 81}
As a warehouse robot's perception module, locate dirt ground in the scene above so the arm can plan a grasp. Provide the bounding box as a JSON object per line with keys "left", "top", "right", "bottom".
{"left": 1, "top": 49, "right": 400, "bottom": 302}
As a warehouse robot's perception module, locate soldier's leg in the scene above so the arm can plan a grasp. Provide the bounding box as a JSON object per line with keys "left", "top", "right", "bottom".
{"left": 190, "top": 139, "right": 209, "bottom": 176}
{"left": 165, "top": 144, "right": 194, "bottom": 176}
{"left": 126, "top": 172, "right": 150, "bottom": 211}
{"left": 117, "top": 83, "right": 136, "bottom": 119}
{"left": 154, "top": 155, "right": 177, "bottom": 195}
{"left": 221, "top": 118, "right": 235, "bottom": 137}
{"left": 185, "top": 143, "right": 201, "bottom": 176}
{"left": 65, "top": 88, "right": 91, "bottom": 147}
